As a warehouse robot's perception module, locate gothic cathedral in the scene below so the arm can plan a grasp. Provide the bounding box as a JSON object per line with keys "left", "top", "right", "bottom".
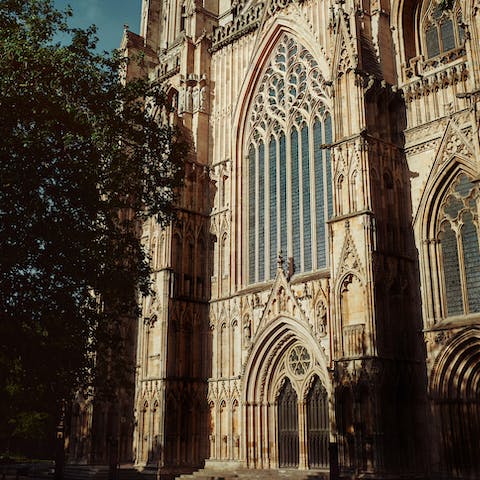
{"left": 68, "top": 0, "right": 480, "bottom": 478}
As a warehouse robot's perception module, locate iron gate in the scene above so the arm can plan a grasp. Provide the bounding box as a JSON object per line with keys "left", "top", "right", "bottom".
{"left": 307, "top": 376, "right": 329, "bottom": 468}
{"left": 278, "top": 378, "right": 299, "bottom": 468}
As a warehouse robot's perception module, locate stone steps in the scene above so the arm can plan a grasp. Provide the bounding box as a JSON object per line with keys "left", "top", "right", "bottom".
{"left": 64, "top": 465, "right": 109, "bottom": 480}
{"left": 64, "top": 466, "right": 329, "bottom": 480}
{"left": 177, "top": 469, "right": 329, "bottom": 480}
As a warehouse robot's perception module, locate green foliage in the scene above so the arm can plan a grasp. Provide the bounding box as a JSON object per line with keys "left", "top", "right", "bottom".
{"left": 10, "top": 412, "right": 51, "bottom": 441}
{"left": 0, "top": 0, "right": 186, "bottom": 448}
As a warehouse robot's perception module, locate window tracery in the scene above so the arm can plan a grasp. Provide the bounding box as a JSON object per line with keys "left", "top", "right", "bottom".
{"left": 438, "top": 173, "right": 480, "bottom": 317}
{"left": 422, "top": 0, "right": 465, "bottom": 60}
{"left": 247, "top": 35, "right": 332, "bottom": 284}
{"left": 288, "top": 345, "right": 311, "bottom": 377}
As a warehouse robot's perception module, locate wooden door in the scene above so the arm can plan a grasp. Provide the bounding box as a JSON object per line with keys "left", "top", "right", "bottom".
{"left": 278, "top": 378, "right": 299, "bottom": 468}
{"left": 307, "top": 375, "right": 329, "bottom": 468}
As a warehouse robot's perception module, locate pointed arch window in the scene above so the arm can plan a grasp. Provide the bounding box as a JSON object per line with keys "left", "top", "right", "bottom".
{"left": 422, "top": 0, "right": 465, "bottom": 60}
{"left": 438, "top": 173, "right": 480, "bottom": 317}
{"left": 246, "top": 34, "right": 332, "bottom": 284}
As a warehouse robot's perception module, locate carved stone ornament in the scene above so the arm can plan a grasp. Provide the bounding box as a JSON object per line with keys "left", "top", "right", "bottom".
{"left": 243, "top": 315, "right": 252, "bottom": 342}
{"left": 254, "top": 265, "right": 308, "bottom": 339}
{"left": 428, "top": 121, "right": 475, "bottom": 180}
{"left": 287, "top": 344, "right": 311, "bottom": 377}
{"left": 315, "top": 301, "right": 328, "bottom": 337}
{"left": 439, "top": 132, "right": 470, "bottom": 165}
{"left": 336, "top": 226, "right": 363, "bottom": 278}
{"left": 211, "top": 0, "right": 303, "bottom": 51}
{"left": 332, "top": 10, "right": 357, "bottom": 78}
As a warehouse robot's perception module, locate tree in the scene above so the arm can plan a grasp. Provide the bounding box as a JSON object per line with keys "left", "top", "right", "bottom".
{"left": 0, "top": 0, "right": 186, "bottom": 458}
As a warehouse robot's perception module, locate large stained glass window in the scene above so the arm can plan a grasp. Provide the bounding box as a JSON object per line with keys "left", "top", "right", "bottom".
{"left": 423, "top": 0, "right": 465, "bottom": 60}
{"left": 438, "top": 173, "right": 480, "bottom": 317}
{"left": 247, "top": 34, "right": 332, "bottom": 284}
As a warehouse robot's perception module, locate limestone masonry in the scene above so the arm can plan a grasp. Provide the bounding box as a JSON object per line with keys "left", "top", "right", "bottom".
{"left": 68, "top": 0, "right": 480, "bottom": 478}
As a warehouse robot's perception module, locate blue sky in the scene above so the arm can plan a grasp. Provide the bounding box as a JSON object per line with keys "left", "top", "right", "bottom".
{"left": 54, "top": 0, "right": 142, "bottom": 52}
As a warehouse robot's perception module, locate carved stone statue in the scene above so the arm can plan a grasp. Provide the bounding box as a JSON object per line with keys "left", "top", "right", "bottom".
{"left": 185, "top": 86, "right": 193, "bottom": 112}
{"left": 193, "top": 86, "right": 199, "bottom": 111}
{"left": 178, "top": 87, "right": 185, "bottom": 112}
{"left": 316, "top": 301, "right": 327, "bottom": 335}
{"left": 200, "top": 85, "right": 208, "bottom": 111}
{"left": 243, "top": 316, "right": 251, "bottom": 342}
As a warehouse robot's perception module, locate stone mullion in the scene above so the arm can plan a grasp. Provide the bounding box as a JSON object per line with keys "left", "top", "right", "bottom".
{"left": 298, "top": 399, "right": 308, "bottom": 469}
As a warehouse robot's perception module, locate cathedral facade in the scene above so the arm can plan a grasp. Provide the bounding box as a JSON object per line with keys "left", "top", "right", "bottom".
{"left": 68, "top": 0, "right": 480, "bottom": 478}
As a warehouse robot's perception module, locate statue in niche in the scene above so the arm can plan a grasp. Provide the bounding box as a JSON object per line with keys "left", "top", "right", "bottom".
{"left": 200, "top": 85, "right": 208, "bottom": 111}
{"left": 185, "top": 86, "right": 193, "bottom": 111}
{"left": 243, "top": 316, "right": 251, "bottom": 342}
{"left": 315, "top": 301, "right": 327, "bottom": 336}
{"left": 192, "top": 86, "right": 199, "bottom": 111}
{"left": 279, "top": 287, "right": 287, "bottom": 312}
{"left": 178, "top": 87, "right": 185, "bottom": 112}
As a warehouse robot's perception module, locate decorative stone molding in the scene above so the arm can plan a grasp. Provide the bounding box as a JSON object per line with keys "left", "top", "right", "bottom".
{"left": 405, "top": 139, "right": 440, "bottom": 156}
{"left": 255, "top": 267, "right": 308, "bottom": 336}
{"left": 211, "top": 0, "right": 304, "bottom": 52}
{"left": 403, "top": 60, "right": 469, "bottom": 103}
{"left": 336, "top": 222, "right": 364, "bottom": 279}
{"left": 430, "top": 121, "right": 475, "bottom": 178}
{"left": 331, "top": 9, "right": 358, "bottom": 78}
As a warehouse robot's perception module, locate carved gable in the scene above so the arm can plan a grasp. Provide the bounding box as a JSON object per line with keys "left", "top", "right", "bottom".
{"left": 431, "top": 120, "right": 474, "bottom": 176}
{"left": 254, "top": 266, "right": 308, "bottom": 338}
{"left": 331, "top": 10, "right": 358, "bottom": 79}
{"left": 336, "top": 222, "right": 364, "bottom": 279}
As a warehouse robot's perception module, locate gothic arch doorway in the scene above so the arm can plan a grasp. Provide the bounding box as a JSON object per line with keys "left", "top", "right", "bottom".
{"left": 278, "top": 378, "right": 299, "bottom": 468}
{"left": 431, "top": 330, "right": 480, "bottom": 478}
{"left": 243, "top": 316, "right": 331, "bottom": 469}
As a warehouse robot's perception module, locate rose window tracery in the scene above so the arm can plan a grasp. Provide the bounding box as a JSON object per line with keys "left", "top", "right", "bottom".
{"left": 288, "top": 345, "right": 311, "bottom": 376}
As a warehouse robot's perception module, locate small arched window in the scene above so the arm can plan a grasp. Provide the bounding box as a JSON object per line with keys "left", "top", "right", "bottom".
{"left": 423, "top": 0, "right": 465, "bottom": 59}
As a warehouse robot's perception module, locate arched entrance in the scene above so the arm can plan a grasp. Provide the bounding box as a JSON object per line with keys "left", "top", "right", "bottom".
{"left": 276, "top": 373, "right": 330, "bottom": 469}
{"left": 278, "top": 378, "right": 299, "bottom": 468}
{"left": 431, "top": 329, "right": 480, "bottom": 478}
{"left": 243, "top": 314, "right": 331, "bottom": 469}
